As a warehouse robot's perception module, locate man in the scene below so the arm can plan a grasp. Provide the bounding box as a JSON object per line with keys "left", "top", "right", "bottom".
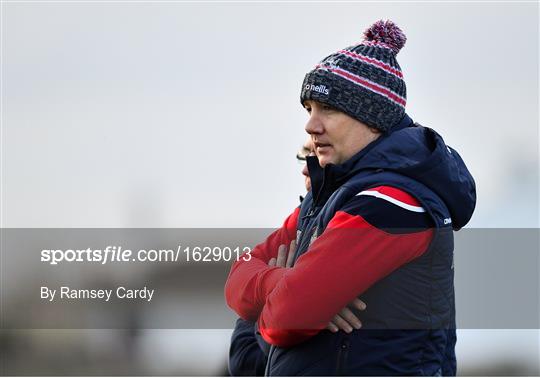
{"left": 228, "top": 139, "right": 366, "bottom": 376}
{"left": 225, "top": 19, "right": 476, "bottom": 376}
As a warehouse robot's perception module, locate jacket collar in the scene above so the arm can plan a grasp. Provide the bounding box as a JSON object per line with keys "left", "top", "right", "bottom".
{"left": 307, "top": 113, "right": 414, "bottom": 206}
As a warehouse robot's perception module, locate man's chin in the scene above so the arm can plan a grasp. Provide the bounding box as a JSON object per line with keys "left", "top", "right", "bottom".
{"left": 318, "top": 156, "right": 334, "bottom": 168}
{"left": 305, "top": 180, "right": 311, "bottom": 192}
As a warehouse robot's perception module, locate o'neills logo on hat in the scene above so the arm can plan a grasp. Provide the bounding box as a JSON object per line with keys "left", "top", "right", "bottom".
{"left": 305, "top": 84, "right": 329, "bottom": 95}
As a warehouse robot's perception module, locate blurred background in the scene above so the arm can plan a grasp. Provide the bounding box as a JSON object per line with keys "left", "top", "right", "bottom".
{"left": 1, "top": 1, "right": 538, "bottom": 376}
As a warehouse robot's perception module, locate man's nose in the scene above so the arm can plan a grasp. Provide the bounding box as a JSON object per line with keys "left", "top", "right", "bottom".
{"left": 305, "top": 114, "right": 323, "bottom": 135}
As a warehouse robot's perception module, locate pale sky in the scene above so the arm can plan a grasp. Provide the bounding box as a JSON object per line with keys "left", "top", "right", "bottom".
{"left": 2, "top": 2, "right": 538, "bottom": 228}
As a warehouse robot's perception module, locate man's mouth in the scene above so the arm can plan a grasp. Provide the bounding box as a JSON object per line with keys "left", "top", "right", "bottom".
{"left": 314, "top": 142, "right": 332, "bottom": 151}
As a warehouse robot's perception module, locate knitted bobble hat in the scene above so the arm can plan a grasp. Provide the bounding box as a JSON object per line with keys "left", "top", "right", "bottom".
{"left": 300, "top": 20, "right": 407, "bottom": 133}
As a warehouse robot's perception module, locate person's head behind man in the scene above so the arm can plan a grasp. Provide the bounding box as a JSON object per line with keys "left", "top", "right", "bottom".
{"left": 299, "top": 19, "right": 407, "bottom": 168}
{"left": 297, "top": 137, "right": 314, "bottom": 192}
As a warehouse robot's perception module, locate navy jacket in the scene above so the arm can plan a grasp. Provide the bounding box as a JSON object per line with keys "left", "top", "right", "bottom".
{"left": 226, "top": 114, "right": 476, "bottom": 376}
{"left": 229, "top": 318, "right": 268, "bottom": 376}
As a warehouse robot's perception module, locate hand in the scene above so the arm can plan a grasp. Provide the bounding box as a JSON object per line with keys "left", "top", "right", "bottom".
{"left": 268, "top": 240, "right": 296, "bottom": 268}
{"left": 326, "top": 298, "right": 366, "bottom": 333}
{"left": 267, "top": 240, "right": 366, "bottom": 333}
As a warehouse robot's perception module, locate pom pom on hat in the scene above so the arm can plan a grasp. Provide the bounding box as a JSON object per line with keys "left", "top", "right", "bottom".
{"left": 363, "top": 19, "right": 406, "bottom": 55}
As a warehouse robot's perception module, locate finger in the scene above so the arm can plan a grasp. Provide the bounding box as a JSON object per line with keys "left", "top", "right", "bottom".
{"left": 332, "top": 314, "right": 353, "bottom": 333}
{"left": 286, "top": 240, "right": 296, "bottom": 268}
{"left": 349, "top": 297, "right": 367, "bottom": 311}
{"left": 268, "top": 257, "right": 276, "bottom": 267}
{"left": 276, "top": 244, "right": 287, "bottom": 267}
{"left": 338, "top": 307, "right": 362, "bottom": 329}
{"left": 326, "top": 321, "right": 339, "bottom": 333}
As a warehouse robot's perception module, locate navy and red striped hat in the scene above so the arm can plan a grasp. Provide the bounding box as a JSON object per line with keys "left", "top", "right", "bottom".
{"left": 300, "top": 20, "right": 407, "bottom": 133}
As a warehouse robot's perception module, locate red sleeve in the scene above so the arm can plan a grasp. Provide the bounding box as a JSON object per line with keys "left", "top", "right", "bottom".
{"left": 224, "top": 207, "right": 300, "bottom": 321}
{"left": 257, "top": 188, "right": 434, "bottom": 347}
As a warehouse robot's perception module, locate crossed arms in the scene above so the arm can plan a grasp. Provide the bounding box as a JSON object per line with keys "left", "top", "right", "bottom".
{"left": 225, "top": 187, "right": 434, "bottom": 347}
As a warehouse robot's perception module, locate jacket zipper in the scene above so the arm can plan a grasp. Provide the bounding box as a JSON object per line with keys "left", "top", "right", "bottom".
{"left": 264, "top": 345, "right": 275, "bottom": 376}
{"left": 265, "top": 203, "right": 319, "bottom": 376}
{"left": 335, "top": 338, "right": 350, "bottom": 376}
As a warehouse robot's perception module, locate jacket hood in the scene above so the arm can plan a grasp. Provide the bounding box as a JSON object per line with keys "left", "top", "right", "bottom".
{"left": 307, "top": 114, "right": 477, "bottom": 229}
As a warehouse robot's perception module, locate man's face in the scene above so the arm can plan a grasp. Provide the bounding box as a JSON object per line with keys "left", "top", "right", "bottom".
{"left": 304, "top": 100, "right": 380, "bottom": 168}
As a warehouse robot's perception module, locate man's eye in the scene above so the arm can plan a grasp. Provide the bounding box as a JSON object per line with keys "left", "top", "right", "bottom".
{"left": 304, "top": 107, "right": 312, "bottom": 113}
{"left": 321, "top": 104, "right": 334, "bottom": 111}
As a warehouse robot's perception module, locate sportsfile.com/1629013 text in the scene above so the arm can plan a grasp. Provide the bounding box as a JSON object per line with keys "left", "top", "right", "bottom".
{"left": 40, "top": 245, "right": 253, "bottom": 265}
